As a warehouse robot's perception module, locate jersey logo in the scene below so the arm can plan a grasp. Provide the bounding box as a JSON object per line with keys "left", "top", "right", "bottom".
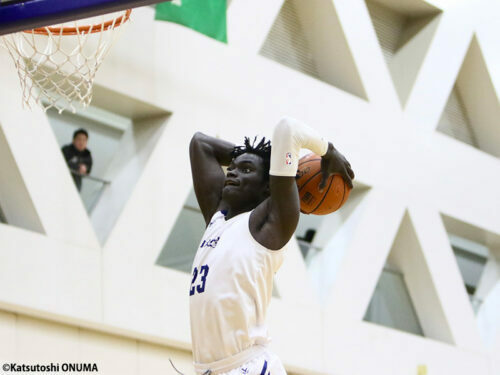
{"left": 200, "top": 237, "right": 220, "bottom": 249}
{"left": 285, "top": 152, "right": 292, "bottom": 165}
{"left": 189, "top": 265, "right": 210, "bottom": 296}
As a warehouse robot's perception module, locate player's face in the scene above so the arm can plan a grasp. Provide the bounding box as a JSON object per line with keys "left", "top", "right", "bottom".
{"left": 222, "top": 153, "right": 269, "bottom": 206}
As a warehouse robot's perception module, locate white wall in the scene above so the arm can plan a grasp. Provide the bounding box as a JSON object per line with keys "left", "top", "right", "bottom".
{"left": 0, "top": 1, "right": 499, "bottom": 374}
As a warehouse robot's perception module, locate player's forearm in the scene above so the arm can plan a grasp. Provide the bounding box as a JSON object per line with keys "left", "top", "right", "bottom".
{"left": 190, "top": 132, "right": 235, "bottom": 166}
{"left": 269, "top": 117, "right": 328, "bottom": 177}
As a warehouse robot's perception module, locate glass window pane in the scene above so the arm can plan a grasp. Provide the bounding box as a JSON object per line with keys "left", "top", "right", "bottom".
{"left": 452, "top": 246, "right": 487, "bottom": 294}
{"left": 80, "top": 177, "right": 109, "bottom": 214}
{"left": 364, "top": 269, "right": 424, "bottom": 336}
{"left": 184, "top": 189, "right": 200, "bottom": 209}
{"left": 156, "top": 206, "right": 206, "bottom": 273}
{"left": 295, "top": 213, "right": 323, "bottom": 263}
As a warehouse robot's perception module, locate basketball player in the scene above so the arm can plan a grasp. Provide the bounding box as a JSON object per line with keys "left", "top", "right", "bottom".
{"left": 189, "top": 117, "right": 354, "bottom": 375}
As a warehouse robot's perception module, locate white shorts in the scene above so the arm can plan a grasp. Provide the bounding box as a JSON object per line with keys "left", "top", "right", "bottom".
{"left": 194, "top": 347, "right": 286, "bottom": 375}
{"left": 220, "top": 351, "right": 287, "bottom": 375}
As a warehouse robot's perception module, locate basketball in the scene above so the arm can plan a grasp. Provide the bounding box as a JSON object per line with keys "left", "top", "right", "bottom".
{"left": 296, "top": 153, "right": 351, "bottom": 215}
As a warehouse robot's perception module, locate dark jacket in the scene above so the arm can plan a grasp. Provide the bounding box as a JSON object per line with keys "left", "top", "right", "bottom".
{"left": 62, "top": 144, "right": 93, "bottom": 191}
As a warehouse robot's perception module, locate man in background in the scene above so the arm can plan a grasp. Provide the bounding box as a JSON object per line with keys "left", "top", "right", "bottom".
{"left": 62, "top": 128, "right": 93, "bottom": 191}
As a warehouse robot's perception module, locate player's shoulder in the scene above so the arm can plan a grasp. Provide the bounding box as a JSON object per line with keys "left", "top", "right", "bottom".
{"left": 207, "top": 210, "right": 226, "bottom": 228}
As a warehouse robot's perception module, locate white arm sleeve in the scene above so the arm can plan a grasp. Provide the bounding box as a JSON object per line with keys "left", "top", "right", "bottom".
{"left": 269, "top": 117, "right": 329, "bottom": 177}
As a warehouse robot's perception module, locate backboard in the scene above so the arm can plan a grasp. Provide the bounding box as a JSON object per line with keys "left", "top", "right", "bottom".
{"left": 0, "top": 0, "right": 169, "bottom": 36}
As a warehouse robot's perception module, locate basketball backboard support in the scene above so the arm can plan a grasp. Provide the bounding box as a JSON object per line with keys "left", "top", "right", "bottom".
{"left": 0, "top": 0, "right": 170, "bottom": 36}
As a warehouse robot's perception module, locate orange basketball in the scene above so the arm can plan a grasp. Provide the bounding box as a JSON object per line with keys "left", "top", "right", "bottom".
{"left": 296, "top": 153, "right": 351, "bottom": 215}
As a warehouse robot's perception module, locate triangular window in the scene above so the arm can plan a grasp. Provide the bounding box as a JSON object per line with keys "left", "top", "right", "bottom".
{"left": 366, "top": 0, "right": 441, "bottom": 106}
{"left": 261, "top": 0, "right": 367, "bottom": 99}
{"left": 436, "top": 36, "right": 500, "bottom": 157}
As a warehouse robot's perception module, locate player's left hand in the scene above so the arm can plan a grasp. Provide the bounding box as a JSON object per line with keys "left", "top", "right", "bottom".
{"left": 319, "top": 142, "right": 354, "bottom": 190}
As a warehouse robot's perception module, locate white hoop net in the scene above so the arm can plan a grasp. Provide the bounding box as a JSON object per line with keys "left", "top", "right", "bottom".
{"left": 1, "top": 11, "right": 131, "bottom": 114}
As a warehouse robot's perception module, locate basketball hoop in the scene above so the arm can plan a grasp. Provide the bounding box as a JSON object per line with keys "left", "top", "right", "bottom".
{"left": 1, "top": 10, "right": 132, "bottom": 114}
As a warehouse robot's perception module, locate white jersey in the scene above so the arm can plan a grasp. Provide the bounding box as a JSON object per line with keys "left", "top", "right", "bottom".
{"left": 189, "top": 210, "right": 285, "bottom": 366}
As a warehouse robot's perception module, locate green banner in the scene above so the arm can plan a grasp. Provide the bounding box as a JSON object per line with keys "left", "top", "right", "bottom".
{"left": 155, "top": 0, "right": 227, "bottom": 43}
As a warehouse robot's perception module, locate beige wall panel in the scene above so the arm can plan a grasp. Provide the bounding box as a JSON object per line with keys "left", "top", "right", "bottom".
{"left": 79, "top": 329, "right": 138, "bottom": 375}
{"left": 0, "top": 310, "right": 16, "bottom": 360}
{"left": 139, "top": 342, "right": 195, "bottom": 375}
{"left": 16, "top": 315, "right": 79, "bottom": 363}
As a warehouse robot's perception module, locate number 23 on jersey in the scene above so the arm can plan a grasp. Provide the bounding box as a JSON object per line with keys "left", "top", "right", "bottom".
{"left": 190, "top": 265, "right": 209, "bottom": 296}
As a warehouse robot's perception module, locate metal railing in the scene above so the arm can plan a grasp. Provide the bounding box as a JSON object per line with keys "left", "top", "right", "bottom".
{"left": 70, "top": 170, "right": 111, "bottom": 214}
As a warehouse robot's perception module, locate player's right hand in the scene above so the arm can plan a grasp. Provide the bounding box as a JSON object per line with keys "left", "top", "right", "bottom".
{"left": 319, "top": 142, "right": 354, "bottom": 190}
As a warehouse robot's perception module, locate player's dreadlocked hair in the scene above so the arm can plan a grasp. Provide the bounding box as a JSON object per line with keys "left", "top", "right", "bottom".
{"left": 231, "top": 136, "right": 272, "bottom": 180}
